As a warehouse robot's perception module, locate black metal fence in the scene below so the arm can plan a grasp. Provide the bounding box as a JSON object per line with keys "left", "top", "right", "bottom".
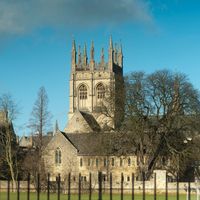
{"left": 0, "top": 172, "right": 194, "bottom": 200}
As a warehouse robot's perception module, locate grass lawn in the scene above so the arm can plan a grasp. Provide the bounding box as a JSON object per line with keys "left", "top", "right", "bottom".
{"left": 0, "top": 192, "right": 197, "bottom": 200}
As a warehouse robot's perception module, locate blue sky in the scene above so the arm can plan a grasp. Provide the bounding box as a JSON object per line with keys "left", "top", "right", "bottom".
{"left": 1, "top": 0, "right": 200, "bottom": 136}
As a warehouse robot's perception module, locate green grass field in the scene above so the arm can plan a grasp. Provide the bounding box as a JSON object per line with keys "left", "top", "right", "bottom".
{"left": 0, "top": 192, "right": 197, "bottom": 200}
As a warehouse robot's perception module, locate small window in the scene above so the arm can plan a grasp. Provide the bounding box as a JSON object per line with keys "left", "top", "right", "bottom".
{"left": 111, "top": 158, "right": 115, "bottom": 166}
{"left": 88, "top": 158, "right": 91, "bottom": 166}
{"left": 128, "top": 158, "right": 131, "bottom": 166}
{"left": 80, "top": 158, "right": 83, "bottom": 167}
{"left": 82, "top": 176, "right": 87, "bottom": 182}
{"left": 104, "top": 158, "right": 107, "bottom": 167}
{"left": 55, "top": 148, "right": 61, "bottom": 164}
{"left": 120, "top": 158, "right": 123, "bottom": 167}
{"left": 137, "top": 156, "right": 139, "bottom": 165}
{"left": 96, "top": 158, "right": 99, "bottom": 167}
{"left": 102, "top": 174, "right": 107, "bottom": 181}
{"left": 127, "top": 176, "right": 130, "bottom": 182}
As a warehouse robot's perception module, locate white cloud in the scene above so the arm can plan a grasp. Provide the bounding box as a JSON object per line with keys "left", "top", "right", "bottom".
{"left": 0, "top": 0, "right": 153, "bottom": 35}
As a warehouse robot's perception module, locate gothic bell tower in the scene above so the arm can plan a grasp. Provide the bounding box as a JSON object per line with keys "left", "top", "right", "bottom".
{"left": 64, "top": 37, "right": 124, "bottom": 133}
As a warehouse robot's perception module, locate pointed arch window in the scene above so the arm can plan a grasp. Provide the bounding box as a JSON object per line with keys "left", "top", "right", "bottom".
{"left": 128, "top": 158, "right": 131, "bottom": 166}
{"left": 79, "top": 85, "right": 87, "bottom": 100}
{"left": 78, "top": 84, "right": 87, "bottom": 109}
{"left": 55, "top": 148, "right": 62, "bottom": 165}
{"left": 96, "top": 83, "right": 105, "bottom": 99}
{"left": 120, "top": 158, "right": 123, "bottom": 167}
{"left": 80, "top": 158, "right": 83, "bottom": 167}
{"left": 104, "top": 158, "right": 107, "bottom": 167}
{"left": 96, "top": 158, "right": 99, "bottom": 167}
{"left": 111, "top": 158, "right": 115, "bottom": 166}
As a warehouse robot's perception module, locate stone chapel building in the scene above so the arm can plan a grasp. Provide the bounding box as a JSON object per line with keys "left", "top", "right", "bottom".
{"left": 43, "top": 38, "right": 138, "bottom": 183}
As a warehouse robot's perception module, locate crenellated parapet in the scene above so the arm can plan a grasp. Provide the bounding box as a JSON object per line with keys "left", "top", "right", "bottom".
{"left": 71, "top": 37, "right": 123, "bottom": 73}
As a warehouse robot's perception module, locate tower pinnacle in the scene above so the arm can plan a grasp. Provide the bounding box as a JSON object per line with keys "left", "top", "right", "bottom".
{"left": 118, "top": 43, "right": 123, "bottom": 68}
{"left": 114, "top": 43, "right": 118, "bottom": 64}
{"left": 90, "top": 41, "right": 94, "bottom": 61}
{"left": 101, "top": 48, "right": 104, "bottom": 63}
{"left": 78, "top": 45, "right": 82, "bottom": 65}
{"left": 108, "top": 36, "right": 113, "bottom": 71}
{"left": 54, "top": 120, "right": 59, "bottom": 135}
{"left": 109, "top": 36, "right": 113, "bottom": 49}
{"left": 90, "top": 41, "right": 95, "bottom": 70}
{"left": 71, "top": 39, "right": 76, "bottom": 71}
{"left": 83, "top": 43, "right": 88, "bottom": 66}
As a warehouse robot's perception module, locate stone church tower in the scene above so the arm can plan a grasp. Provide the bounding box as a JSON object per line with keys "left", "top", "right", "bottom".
{"left": 64, "top": 38, "right": 124, "bottom": 133}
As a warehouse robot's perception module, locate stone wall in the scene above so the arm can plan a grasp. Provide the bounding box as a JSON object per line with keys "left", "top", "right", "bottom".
{"left": 43, "top": 131, "right": 79, "bottom": 179}
{"left": 0, "top": 179, "right": 198, "bottom": 194}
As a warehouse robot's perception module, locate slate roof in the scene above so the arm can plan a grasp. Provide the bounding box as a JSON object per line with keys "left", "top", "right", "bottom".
{"left": 61, "top": 131, "right": 136, "bottom": 156}
{"left": 32, "top": 134, "right": 53, "bottom": 148}
{"left": 19, "top": 133, "right": 53, "bottom": 148}
{"left": 79, "top": 111, "right": 101, "bottom": 132}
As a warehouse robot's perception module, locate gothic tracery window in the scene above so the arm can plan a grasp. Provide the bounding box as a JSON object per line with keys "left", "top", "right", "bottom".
{"left": 79, "top": 85, "right": 87, "bottom": 99}
{"left": 55, "top": 148, "right": 62, "bottom": 165}
{"left": 96, "top": 83, "right": 105, "bottom": 99}
{"left": 78, "top": 84, "right": 87, "bottom": 109}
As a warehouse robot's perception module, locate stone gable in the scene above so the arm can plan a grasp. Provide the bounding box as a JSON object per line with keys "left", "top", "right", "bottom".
{"left": 43, "top": 130, "right": 79, "bottom": 178}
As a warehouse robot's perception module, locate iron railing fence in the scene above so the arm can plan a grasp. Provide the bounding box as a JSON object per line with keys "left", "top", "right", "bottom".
{"left": 0, "top": 172, "right": 195, "bottom": 200}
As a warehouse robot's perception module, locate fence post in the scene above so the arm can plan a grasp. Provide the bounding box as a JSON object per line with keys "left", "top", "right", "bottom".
{"left": 57, "top": 174, "right": 60, "bottom": 200}
{"left": 110, "top": 173, "right": 112, "bottom": 200}
{"left": 68, "top": 173, "right": 71, "bottom": 200}
{"left": 165, "top": 172, "right": 168, "bottom": 200}
{"left": 98, "top": 172, "right": 102, "bottom": 200}
{"left": 154, "top": 173, "right": 157, "bottom": 200}
{"left": 79, "top": 173, "right": 81, "bottom": 200}
{"left": 89, "top": 173, "right": 92, "bottom": 200}
{"left": 0, "top": 180, "right": 1, "bottom": 200}
{"left": 188, "top": 180, "right": 191, "bottom": 200}
{"left": 132, "top": 173, "right": 134, "bottom": 200}
{"left": 121, "top": 173, "right": 124, "bottom": 200}
{"left": 37, "top": 173, "right": 40, "bottom": 200}
{"left": 197, "top": 184, "right": 199, "bottom": 200}
{"left": 17, "top": 177, "right": 20, "bottom": 200}
{"left": 142, "top": 172, "right": 145, "bottom": 200}
{"left": 7, "top": 178, "right": 10, "bottom": 200}
{"left": 27, "top": 173, "right": 30, "bottom": 200}
{"left": 176, "top": 174, "right": 179, "bottom": 200}
{"left": 47, "top": 173, "right": 50, "bottom": 200}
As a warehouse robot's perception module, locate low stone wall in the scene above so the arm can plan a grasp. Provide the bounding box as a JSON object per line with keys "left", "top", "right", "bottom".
{"left": 0, "top": 180, "right": 198, "bottom": 194}
{"left": 0, "top": 181, "right": 35, "bottom": 192}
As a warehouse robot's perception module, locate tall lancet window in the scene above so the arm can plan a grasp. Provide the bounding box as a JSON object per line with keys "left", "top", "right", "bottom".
{"left": 96, "top": 83, "right": 105, "bottom": 103}
{"left": 79, "top": 84, "right": 87, "bottom": 109}
{"left": 55, "top": 148, "right": 62, "bottom": 165}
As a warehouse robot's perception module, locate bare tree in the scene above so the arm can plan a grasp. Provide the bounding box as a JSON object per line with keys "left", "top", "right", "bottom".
{"left": 0, "top": 94, "right": 19, "bottom": 183}
{"left": 95, "top": 74, "right": 124, "bottom": 131}
{"left": 121, "top": 70, "right": 200, "bottom": 179}
{"left": 28, "top": 86, "right": 52, "bottom": 174}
